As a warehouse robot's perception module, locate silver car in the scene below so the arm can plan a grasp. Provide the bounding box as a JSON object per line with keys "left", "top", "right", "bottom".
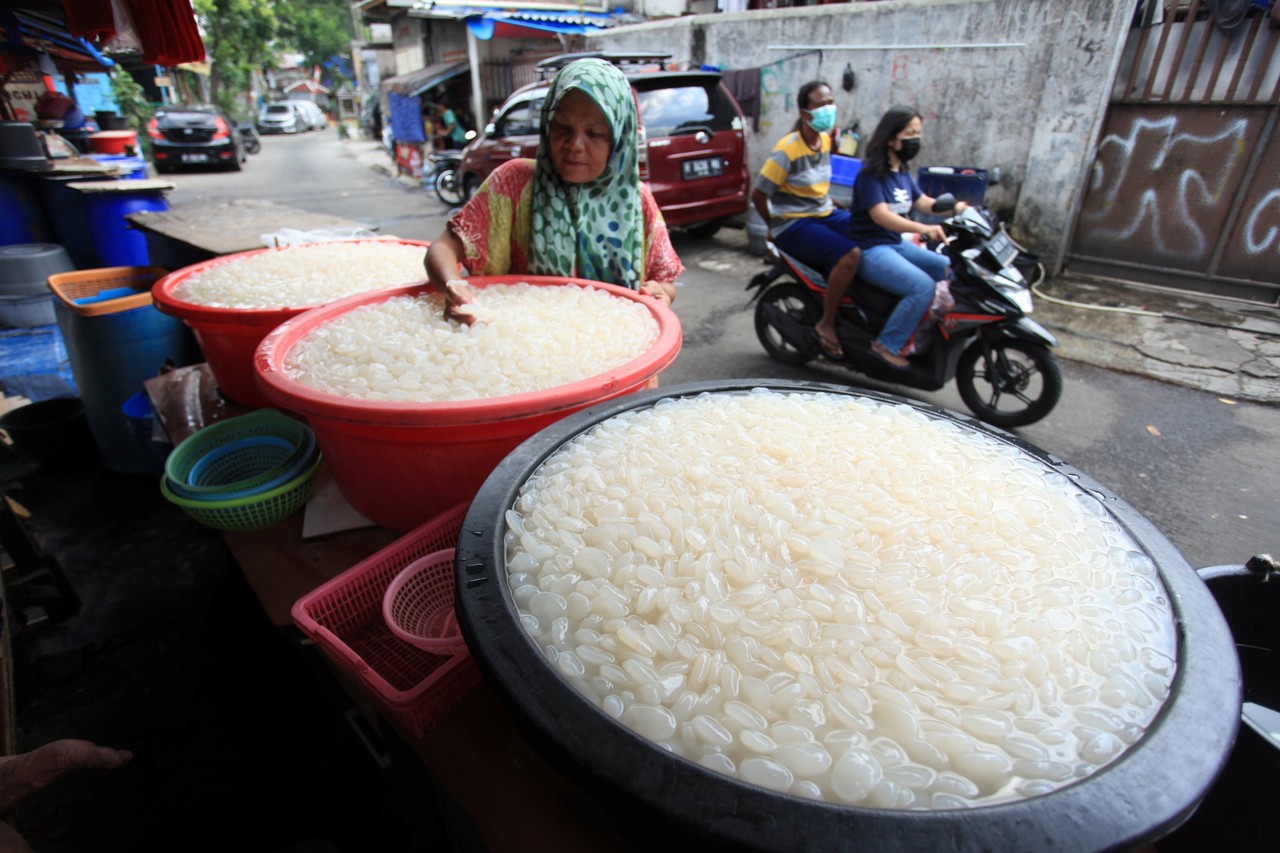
{"left": 258, "top": 102, "right": 301, "bottom": 134}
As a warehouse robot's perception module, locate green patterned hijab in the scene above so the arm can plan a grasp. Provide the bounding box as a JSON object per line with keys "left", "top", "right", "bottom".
{"left": 531, "top": 59, "right": 645, "bottom": 290}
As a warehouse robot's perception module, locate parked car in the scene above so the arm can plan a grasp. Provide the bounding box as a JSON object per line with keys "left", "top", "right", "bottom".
{"left": 258, "top": 102, "right": 301, "bottom": 134}
{"left": 458, "top": 52, "right": 750, "bottom": 236}
{"left": 260, "top": 100, "right": 325, "bottom": 134}
{"left": 147, "top": 105, "right": 245, "bottom": 172}
{"left": 290, "top": 100, "right": 329, "bottom": 131}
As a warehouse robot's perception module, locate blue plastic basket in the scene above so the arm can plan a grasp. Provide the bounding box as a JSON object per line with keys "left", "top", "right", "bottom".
{"left": 164, "top": 409, "right": 315, "bottom": 500}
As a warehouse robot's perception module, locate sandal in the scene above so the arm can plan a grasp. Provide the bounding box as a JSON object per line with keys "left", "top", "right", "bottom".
{"left": 815, "top": 326, "right": 843, "bottom": 358}
{"left": 871, "top": 340, "right": 910, "bottom": 369}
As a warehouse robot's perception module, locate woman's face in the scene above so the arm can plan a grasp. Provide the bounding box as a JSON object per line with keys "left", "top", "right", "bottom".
{"left": 892, "top": 117, "right": 923, "bottom": 152}
{"left": 548, "top": 89, "right": 613, "bottom": 184}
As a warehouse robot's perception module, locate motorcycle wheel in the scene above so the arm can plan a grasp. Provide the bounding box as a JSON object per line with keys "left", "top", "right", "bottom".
{"left": 245, "top": 139, "right": 261, "bottom": 155}
{"left": 435, "top": 168, "right": 466, "bottom": 206}
{"left": 956, "top": 339, "right": 1062, "bottom": 428}
{"left": 754, "top": 282, "right": 819, "bottom": 366}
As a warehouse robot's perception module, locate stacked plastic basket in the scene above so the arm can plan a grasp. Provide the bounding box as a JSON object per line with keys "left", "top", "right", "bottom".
{"left": 160, "top": 409, "right": 322, "bottom": 532}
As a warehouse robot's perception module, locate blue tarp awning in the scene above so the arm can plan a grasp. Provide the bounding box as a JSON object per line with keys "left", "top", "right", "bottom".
{"left": 0, "top": 9, "right": 115, "bottom": 74}
{"left": 466, "top": 12, "right": 603, "bottom": 41}
{"left": 387, "top": 92, "right": 425, "bottom": 143}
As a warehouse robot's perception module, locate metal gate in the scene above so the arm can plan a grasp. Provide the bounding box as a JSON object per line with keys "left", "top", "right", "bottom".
{"left": 480, "top": 50, "right": 561, "bottom": 113}
{"left": 1068, "top": 1, "right": 1280, "bottom": 305}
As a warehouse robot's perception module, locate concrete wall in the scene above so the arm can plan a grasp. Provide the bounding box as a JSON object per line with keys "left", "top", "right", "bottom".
{"left": 391, "top": 15, "right": 427, "bottom": 76}
{"left": 582, "top": 0, "right": 1132, "bottom": 271}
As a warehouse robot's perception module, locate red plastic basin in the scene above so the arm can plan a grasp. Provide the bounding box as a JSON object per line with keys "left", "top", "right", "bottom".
{"left": 88, "top": 130, "right": 138, "bottom": 155}
{"left": 152, "top": 239, "right": 430, "bottom": 407}
{"left": 254, "top": 276, "right": 683, "bottom": 531}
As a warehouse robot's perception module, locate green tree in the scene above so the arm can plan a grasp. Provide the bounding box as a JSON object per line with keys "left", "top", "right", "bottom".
{"left": 276, "top": 0, "right": 356, "bottom": 86}
{"left": 193, "top": 0, "right": 278, "bottom": 115}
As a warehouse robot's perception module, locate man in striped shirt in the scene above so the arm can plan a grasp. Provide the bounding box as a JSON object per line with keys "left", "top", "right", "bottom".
{"left": 751, "top": 80, "right": 860, "bottom": 359}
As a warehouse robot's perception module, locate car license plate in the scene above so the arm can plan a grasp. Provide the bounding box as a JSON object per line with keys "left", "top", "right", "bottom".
{"left": 181, "top": 153, "right": 209, "bottom": 163}
{"left": 682, "top": 157, "right": 723, "bottom": 180}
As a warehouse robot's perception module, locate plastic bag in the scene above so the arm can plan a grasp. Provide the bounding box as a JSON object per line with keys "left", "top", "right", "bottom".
{"left": 260, "top": 227, "right": 379, "bottom": 248}
{"left": 901, "top": 280, "right": 955, "bottom": 356}
{"left": 102, "top": 0, "right": 142, "bottom": 54}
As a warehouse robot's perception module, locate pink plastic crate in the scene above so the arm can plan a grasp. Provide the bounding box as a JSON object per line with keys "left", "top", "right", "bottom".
{"left": 292, "top": 502, "right": 482, "bottom": 736}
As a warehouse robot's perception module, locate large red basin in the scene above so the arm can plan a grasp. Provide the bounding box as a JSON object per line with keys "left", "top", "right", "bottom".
{"left": 152, "top": 239, "right": 430, "bottom": 408}
{"left": 253, "top": 276, "right": 682, "bottom": 531}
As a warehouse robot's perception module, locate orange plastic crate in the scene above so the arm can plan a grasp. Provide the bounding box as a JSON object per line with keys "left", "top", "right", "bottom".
{"left": 291, "top": 502, "right": 482, "bottom": 736}
{"left": 47, "top": 266, "right": 168, "bottom": 317}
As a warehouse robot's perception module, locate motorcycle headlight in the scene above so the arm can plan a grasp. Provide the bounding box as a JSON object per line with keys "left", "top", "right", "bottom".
{"left": 998, "top": 284, "right": 1034, "bottom": 313}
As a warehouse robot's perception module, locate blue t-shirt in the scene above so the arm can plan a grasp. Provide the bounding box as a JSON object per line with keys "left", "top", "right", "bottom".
{"left": 848, "top": 169, "right": 920, "bottom": 249}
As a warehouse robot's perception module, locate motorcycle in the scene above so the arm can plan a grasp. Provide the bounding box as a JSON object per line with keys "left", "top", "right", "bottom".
{"left": 236, "top": 122, "right": 261, "bottom": 155}
{"left": 425, "top": 149, "right": 466, "bottom": 206}
{"left": 747, "top": 199, "right": 1062, "bottom": 428}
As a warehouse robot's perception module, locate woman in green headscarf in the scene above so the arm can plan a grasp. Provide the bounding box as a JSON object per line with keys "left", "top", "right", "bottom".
{"left": 425, "top": 58, "right": 682, "bottom": 321}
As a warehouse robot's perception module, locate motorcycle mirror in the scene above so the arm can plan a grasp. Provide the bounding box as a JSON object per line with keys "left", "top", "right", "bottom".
{"left": 932, "top": 193, "right": 957, "bottom": 213}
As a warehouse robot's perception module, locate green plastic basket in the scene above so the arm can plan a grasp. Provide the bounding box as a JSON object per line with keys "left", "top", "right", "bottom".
{"left": 165, "top": 409, "right": 311, "bottom": 499}
{"left": 161, "top": 454, "right": 323, "bottom": 532}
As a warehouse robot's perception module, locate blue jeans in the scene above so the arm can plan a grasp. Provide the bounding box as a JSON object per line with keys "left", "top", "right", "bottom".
{"left": 773, "top": 211, "right": 858, "bottom": 275}
{"left": 858, "top": 240, "right": 951, "bottom": 354}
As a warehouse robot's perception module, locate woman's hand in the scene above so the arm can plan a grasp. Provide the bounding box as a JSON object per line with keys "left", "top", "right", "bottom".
{"left": 954, "top": 201, "right": 969, "bottom": 214}
{"left": 920, "top": 223, "right": 947, "bottom": 243}
{"left": 442, "top": 279, "right": 481, "bottom": 324}
{"left": 641, "top": 280, "right": 675, "bottom": 306}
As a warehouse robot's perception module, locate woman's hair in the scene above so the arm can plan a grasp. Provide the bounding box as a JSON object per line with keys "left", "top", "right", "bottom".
{"left": 862, "top": 105, "right": 922, "bottom": 177}
{"left": 792, "top": 80, "right": 829, "bottom": 132}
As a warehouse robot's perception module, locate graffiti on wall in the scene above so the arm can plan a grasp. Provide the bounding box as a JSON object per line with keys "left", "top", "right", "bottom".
{"left": 1073, "top": 105, "right": 1278, "bottom": 285}
{"left": 1245, "top": 190, "right": 1280, "bottom": 255}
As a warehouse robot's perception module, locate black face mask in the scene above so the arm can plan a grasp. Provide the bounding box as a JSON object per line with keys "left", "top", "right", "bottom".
{"left": 897, "top": 138, "right": 921, "bottom": 163}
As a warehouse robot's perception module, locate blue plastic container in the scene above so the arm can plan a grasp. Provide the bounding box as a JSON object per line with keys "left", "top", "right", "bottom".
{"left": 122, "top": 390, "right": 170, "bottom": 474}
{"left": 829, "top": 155, "right": 861, "bottom": 209}
{"left": 831, "top": 155, "right": 862, "bottom": 187}
{"left": 35, "top": 175, "right": 98, "bottom": 266}
{"left": 0, "top": 173, "right": 50, "bottom": 246}
{"left": 78, "top": 188, "right": 168, "bottom": 267}
{"left": 54, "top": 286, "right": 200, "bottom": 475}
{"left": 86, "top": 154, "right": 149, "bottom": 180}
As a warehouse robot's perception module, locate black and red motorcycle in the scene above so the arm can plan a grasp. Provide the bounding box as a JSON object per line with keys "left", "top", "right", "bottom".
{"left": 746, "top": 202, "right": 1062, "bottom": 428}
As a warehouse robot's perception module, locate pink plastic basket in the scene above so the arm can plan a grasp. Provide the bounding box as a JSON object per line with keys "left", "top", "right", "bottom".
{"left": 291, "top": 502, "right": 481, "bottom": 736}
{"left": 383, "top": 548, "right": 467, "bottom": 655}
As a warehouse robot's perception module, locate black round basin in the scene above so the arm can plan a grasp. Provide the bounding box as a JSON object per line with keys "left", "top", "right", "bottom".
{"left": 456, "top": 380, "right": 1240, "bottom": 852}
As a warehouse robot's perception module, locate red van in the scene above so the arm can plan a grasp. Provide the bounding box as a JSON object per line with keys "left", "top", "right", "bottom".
{"left": 458, "top": 53, "right": 750, "bottom": 237}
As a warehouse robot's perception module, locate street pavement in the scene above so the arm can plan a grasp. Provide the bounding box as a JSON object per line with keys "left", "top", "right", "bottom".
{"left": 350, "top": 138, "right": 1280, "bottom": 406}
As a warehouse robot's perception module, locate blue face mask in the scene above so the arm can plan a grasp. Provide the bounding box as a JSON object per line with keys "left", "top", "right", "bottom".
{"left": 806, "top": 104, "right": 837, "bottom": 133}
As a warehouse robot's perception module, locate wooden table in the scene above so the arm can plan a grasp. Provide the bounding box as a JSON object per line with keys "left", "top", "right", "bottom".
{"left": 125, "top": 199, "right": 379, "bottom": 269}
{"left": 66, "top": 178, "right": 175, "bottom": 194}
{"left": 143, "top": 363, "right": 629, "bottom": 850}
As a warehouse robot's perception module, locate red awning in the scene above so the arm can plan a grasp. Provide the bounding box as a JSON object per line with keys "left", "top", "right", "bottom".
{"left": 63, "top": 0, "right": 205, "bottom": 66}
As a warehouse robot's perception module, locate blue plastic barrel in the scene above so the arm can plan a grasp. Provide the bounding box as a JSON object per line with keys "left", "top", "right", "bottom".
{"left": 54, "top": 284, "right": 201, "bottom": 475}
{"left": 78, "top": 188, "right": 168, "bottom": 267}
{"left": 35, "top": 175, "right": 98, "bottom": 266}
{"left": 0, "top": 173, "right": 49, "bottom": 246}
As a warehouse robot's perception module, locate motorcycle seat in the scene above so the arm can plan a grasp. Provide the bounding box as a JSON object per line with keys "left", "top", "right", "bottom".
{"left": 849, "top": 277, "right": 899, "bottom": 321}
